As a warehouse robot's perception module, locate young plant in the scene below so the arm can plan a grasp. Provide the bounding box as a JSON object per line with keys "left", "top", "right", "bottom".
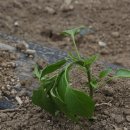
{"left": 32, "top": 27, "right": 130, "bottom": 121}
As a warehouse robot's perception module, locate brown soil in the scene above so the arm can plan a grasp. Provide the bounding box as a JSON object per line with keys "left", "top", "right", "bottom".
{"left": 0, "top": 0, "right": 130, "bottom": 130}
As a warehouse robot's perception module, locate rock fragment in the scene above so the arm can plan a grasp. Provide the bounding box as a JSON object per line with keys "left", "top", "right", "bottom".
{"left": 45, "top": 7, "right": 56, "bottom": 15}
{"left": 126, "top": 116, "right": 130, "bottom": 122}
{"left": 111, "top": 32, "right": 120, "bottom": 38}
{"left": 0, "top": 43, "right": 16, "bottom": 52}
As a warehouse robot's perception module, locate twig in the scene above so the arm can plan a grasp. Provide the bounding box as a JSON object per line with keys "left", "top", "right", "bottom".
{"left": 95, "top": 101, "right": 112, "bottom": 107}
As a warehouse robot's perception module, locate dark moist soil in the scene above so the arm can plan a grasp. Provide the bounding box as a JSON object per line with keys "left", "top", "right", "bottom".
{"left": 0, "top": 0, "right": 130, "bottom": 130}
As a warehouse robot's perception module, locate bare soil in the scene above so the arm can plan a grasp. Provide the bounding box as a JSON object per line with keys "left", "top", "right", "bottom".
{"left": 0, "top": 0, "right": 130, "bottom": 130}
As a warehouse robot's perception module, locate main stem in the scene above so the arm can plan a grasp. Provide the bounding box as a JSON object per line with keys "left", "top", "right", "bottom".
{"left": 72, "top": 35, "right": 81, "bottom": 59}
{"left": 86, "top": 68, "right": 93, "bottom": 98}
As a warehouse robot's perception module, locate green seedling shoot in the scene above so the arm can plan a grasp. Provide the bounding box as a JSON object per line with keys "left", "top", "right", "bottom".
{"left": 32, "top": 26, "right": 130, "bottom": 121}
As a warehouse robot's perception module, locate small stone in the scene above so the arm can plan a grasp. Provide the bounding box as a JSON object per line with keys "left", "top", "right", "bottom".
{"left": 64, "top": 0, "right": 72, "bottom": 5}
{"left": 0, "top": 42, "right": 16, "bottom": 52}
{"left": 126, "top": 116, "right": 130, "bottom": 122}
{"left": 45, "top": 7, "right": 56, "bottom": 14}
{"left": 104, "top": 110, "right": 109, "bottom": 115}
{"left": 15, "top": 96, "right": 23, "bottom": 105}
{"left": 10, "top": 53, "right": 17, "bottom": 60}
{"left": 123, "top": 109, "right": 130, "bottom": 115}
{"left": 14, "top": 21, "right": 19, "bottom": 27}
{"left": 11, "top": 89, "right": 17, "bottom": 95}
{"left": 114, "top": 115, "right": 125, "bottom": 123}
{"left": 29, "top": 55, "right": 34, "bottom": 58}
{"left": 0, "top": 113, "right": 8, "bottom": 122}
{"left": 18, "top": 89, "right": 28, "bottom": 97}
{"left": 6, "top": 84, "right": 11, "bottom": 90}
{"left": 25, "top": 49, "right": 36, "bottom": 55}
{"left": 102, "top": 86, "right": 114, "bottom": 96}
{"left": 11, "top": 78, "right": 15, "bottom": 82}
{"left": 16, "top": 41, "right": 29, "bottom": 51}
{"left": 14, "top": 83, "right": 21, "bottom": 91}
{"left": 60, "top": 4, "right": 74, "bottom": 12}
{"left": 1, "top": 62, "right": 7, "bottom": 67}
{"left": 112, "top": 125, "right": 123, "bottom": 130}
{"left": 111, "top": 32, "right": 120, "bottom": 38}
{"left": 98, "top": 41, "right": 107, "bottom": 47}
{"left": 47, "top": 120, "right": 51, "bottom": 123}
{"left": 8, "top": 62, "right": 16, "bottom": 68}
{"left": 101, "top": 120, "right": 107, "bottom": 126}
{"left": 124, "top": 127, "right": 128, "bottom": 130}
{"left": 74, "top": 125, "right": 80, "bottom": 130}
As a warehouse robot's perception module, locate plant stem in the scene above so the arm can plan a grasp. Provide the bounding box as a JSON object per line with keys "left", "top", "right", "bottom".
{"left": 86, "top": 68, "right": 93, "bottom": 98}
{"left": 72, "top": 35, "right": 81, "bottom": 59}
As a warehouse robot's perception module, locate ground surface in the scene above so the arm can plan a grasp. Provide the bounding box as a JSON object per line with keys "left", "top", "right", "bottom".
{"left": 0, "top": 0, "right": 130, "bottom": 130}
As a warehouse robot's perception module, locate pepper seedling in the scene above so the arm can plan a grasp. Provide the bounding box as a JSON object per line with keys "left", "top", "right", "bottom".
{"left": 32, "top": 27, "right": 130, "bottom": 121}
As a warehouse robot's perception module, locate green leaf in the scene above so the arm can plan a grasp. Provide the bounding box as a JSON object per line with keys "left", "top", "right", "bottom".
{"left": 41, "top": 59, "right": 66, "bottom": 77}
{"left": 50, "top": 65, "right": 70, "bottom": 113}
{"left": 33, "top": 64, "right": 42, "bottom": 80}
{"left": 84, "top": 55, "right": 98, "bottom": 67}
{"left": 61, "top": 26, "right": 85, "bottom": 37}
{"left": 115, "top": 69, "right": 130, "bottom": 78}
{"left": 65, "top": 87, "right": 95, "bottom": 118}
{"left": 32, "top": 78, "right": 58, "bottom": 115}
{"left": 99, "top": 68, "right": 112, "bottom": 79}
{"left": 50, "top": 87, "right": 67, "bottom": 113}
{"left": 90, "top": 78, "right": 98, "bottom": 89}
{"left": 57, "top": 71, "right": 68, "bottom": 100}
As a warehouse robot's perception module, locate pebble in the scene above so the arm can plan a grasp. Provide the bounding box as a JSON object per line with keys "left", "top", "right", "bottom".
{"left": 11, "top": 89, "right": 17, "bottom": 95}
{"left": 98, "top": 41, "right": 107, "bottom": 47}
{"left": 126, "top": 116, "right": 130, "bottom": 122}
{"left": 47, "top": 120, "right": 51, "bottom": 123}
{"left": 102, "top": 85, "right": 114, "bottom": 96}
{"left": 10, "top": 53, "right": 17, "bottom": 60}
{"left": 0, "top": 42, "right": 16, "bottom": 52}
{"left": 60, "top": 0, "right": 74, "bottom": 12}
{"left": 15, "top": 96, "right": 23, "bottom": 105}
{"left": 123, "top": 109, "right": 130, "bottom": 115}
{"left": 8, "top": 62, "right": 16, "bottom": 68}
{"left": 0, "top": 113, "right": 8, "bottom": 122}
{"left": 16, "top": 41, "right": 29, "bottom": 51}
{"left": 64, "top": 0, "right": 72, "bottom": 5}
{"left": 45, "top": 7, "right": 56, "bottom": 15}
{"left": 11, "top": 78, "right": 15, "bottom": 82}
{"left": 74, "top": 125, "right": 80, "bottom": 130}
{"left": 6, "top": 84, "right": 11, "bottom": 90}
{"left": 14, "top": 83, "right": 21, "bottom": 91}
{"left": 25, "top": 49, "right": 36, "bottom": 55}
{"left": 111, "top": 32, "right": 120, "bottom": 38}
{"left": 29, "top": 55, "right": 34, "bottom": 58}
{"left": 14, "top": 21, "right": 19, "bottom": 27}
{"left": 18, "top": 89, "right": 28, "bottom": 97}
{"left": 114, "top": 115, "right": 125, "bottom": 124}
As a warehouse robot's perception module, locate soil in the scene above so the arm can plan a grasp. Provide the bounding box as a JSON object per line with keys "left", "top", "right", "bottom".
{"left": 0, "top": 0, "right": 130, "bottom": 130}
